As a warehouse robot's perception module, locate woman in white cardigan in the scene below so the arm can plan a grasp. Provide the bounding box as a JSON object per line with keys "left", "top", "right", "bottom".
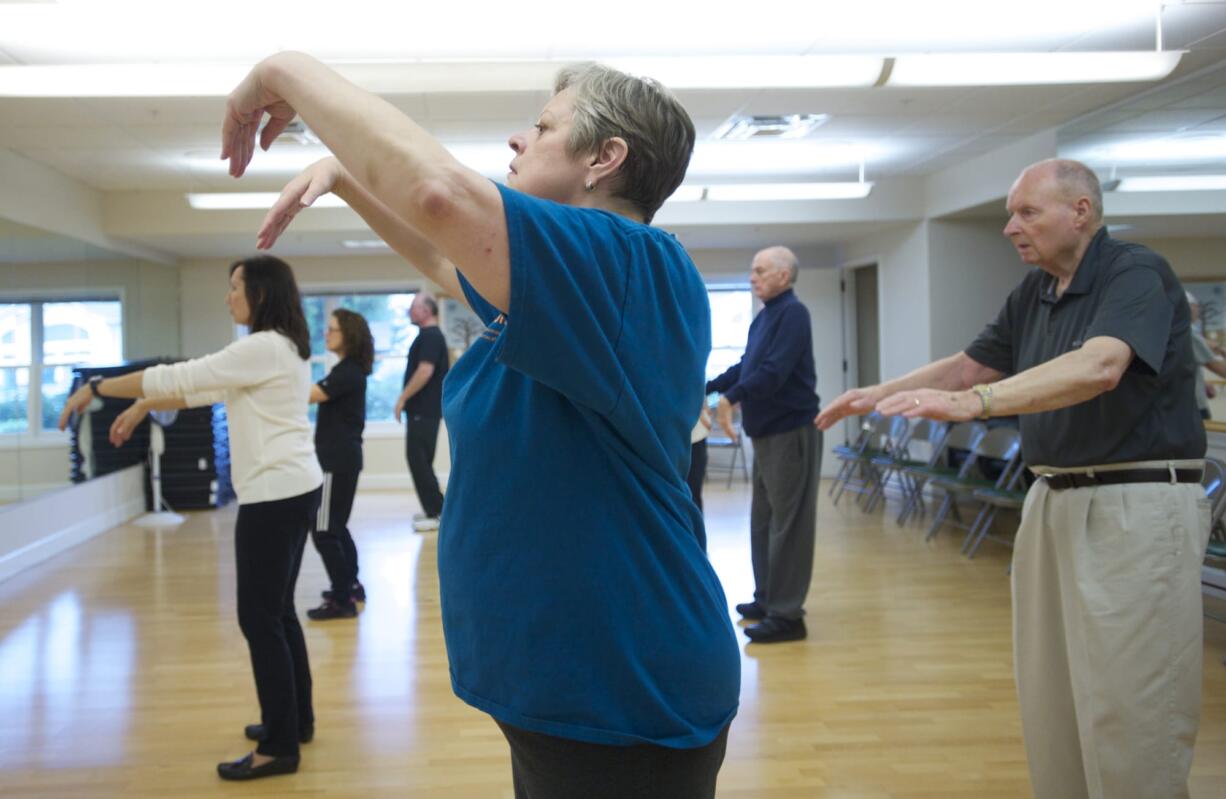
{"left": 59, "top": 255, "right": 322, "bottom": 781}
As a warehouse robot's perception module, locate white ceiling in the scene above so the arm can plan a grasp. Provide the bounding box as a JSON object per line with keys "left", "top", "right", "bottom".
{"left": 1, "top": 0, "right": 1225, "bottom": 262}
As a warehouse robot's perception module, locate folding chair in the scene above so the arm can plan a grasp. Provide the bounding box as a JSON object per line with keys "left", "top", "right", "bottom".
{"left": 829, "top": 413, "right": 896, "bottom": 506}
{"left": 863, "top": 418, "right": 950, "bottom": 514}
{"left": 1204, "top": 457, "right": 1226, "bottom": 561}
{"left": 923, "top": 426, "right": 1023, "bottom": 543}
{"left": 896, "top": 421, "right": 986, "bottom": 526}
{"left": 962, "top": 459, "right": 1031, "bottom": 558}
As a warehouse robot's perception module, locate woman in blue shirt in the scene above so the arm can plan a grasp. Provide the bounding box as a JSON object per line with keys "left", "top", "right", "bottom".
{"left": 221, "top": 53, "right": 740, "bottom": 798}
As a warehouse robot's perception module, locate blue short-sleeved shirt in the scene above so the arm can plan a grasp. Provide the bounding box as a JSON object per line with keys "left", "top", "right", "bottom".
{"left": 438, "top": 183, "right": 740, "bottom": 748}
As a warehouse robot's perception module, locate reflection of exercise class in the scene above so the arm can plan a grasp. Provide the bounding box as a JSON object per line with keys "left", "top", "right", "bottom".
{"left": 3, "top": 4, "right": 1226, "bottom": 797}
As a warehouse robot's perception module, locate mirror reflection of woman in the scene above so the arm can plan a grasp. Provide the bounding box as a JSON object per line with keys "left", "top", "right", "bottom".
{"left": 305, "top": 308, "right": 373, "bottom": 619}
{"left": 59, "top": 255, "right": 321, "bottom": 781}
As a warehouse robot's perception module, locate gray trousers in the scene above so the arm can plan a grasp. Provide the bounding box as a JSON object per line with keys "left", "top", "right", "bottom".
{"left": 749, "top": 424, "right": 822, "bottom": 620}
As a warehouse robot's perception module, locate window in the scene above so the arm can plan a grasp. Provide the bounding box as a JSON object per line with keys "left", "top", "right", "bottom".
{"left": 303, "top": 292, "right": 419, "bottom": 423}
{"left": 707, "top": 287, "right": 753, "bottom": 381}
{"left": 0, "top": 300, "right": 123, "bottom": 434}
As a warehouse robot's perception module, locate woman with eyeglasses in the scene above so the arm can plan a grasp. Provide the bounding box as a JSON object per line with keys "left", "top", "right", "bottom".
{"left": 305, "top": 308, "right": 373, "bottom": 620}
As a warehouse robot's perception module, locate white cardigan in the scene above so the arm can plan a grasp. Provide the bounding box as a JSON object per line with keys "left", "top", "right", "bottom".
{"left": 142, "top": 330, "right": 322, "bottom": 505}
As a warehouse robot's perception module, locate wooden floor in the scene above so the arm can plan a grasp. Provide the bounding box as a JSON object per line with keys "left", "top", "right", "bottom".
{"left": 1, "top": 480, "right": 1224, "bottom": 798}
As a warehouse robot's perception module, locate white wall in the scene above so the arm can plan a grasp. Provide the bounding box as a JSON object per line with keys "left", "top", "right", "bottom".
{"left": 1129, "top": 237, "right": 1226, "bottom": 280}
{"left": 837, "top": 222, "right": 933, "bottom": 380}
{"left": 927, "top": 219, "right": 1031, "bottom": 359}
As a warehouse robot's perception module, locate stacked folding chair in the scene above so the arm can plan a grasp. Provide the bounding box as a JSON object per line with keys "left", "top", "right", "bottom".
{"left": 895, "top": 421, "right": 987, "bottom": 526}
{"left": 862, "top": 418, "right": 950, "bottom": 514}
{"left": 923, "top": 426, "right": 1024, "bottom": 544}
{"left": 829, "top": 412, "right": 895, "bottom": 507}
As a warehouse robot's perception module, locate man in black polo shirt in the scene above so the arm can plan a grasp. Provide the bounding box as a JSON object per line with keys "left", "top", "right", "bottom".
{"left": 708, "top": 245, "right": 821, "bottom": 644}
{"left": 817, "top": 159, "right": 1209, "bottom": 799}
{"left": 394, "top": 292, "right": 450, "bottom": 532}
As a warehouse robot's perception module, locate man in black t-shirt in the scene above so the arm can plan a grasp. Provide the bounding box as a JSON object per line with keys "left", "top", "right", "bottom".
{"left": 394, "top": 292, "right": 450, "bottom": 532}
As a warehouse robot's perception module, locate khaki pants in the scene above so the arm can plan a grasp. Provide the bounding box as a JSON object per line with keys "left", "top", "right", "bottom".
{"left": 1012, "top": 479, "right": 1210, "bottom": 799}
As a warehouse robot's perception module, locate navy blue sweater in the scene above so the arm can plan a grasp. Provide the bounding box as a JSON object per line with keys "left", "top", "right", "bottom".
{"left": 706, "top": 289, "right": 819, "bottom": 438}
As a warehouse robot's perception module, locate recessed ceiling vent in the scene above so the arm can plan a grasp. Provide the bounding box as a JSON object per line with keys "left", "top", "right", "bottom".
{"left": 711, "top": 113, "right": 830, "bottom": 141}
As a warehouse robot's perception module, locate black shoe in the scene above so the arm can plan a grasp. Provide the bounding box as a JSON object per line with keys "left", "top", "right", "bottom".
{"left": 217, "top": 752, "right": 300, "bottom": 781}
{"left": 307, "top": 598, "right": 357, "bottom": 620}
{"left": 735, "top": 601, "right": 767, "bottom": 620}
{"left": 744, "top": 616, "right": 807, "bottom": 643}
{"left": 244, "top": 723, "right": 314, "bottom": 744}
{"left": 321, "top": 581, "right": 365, "bottom": 602}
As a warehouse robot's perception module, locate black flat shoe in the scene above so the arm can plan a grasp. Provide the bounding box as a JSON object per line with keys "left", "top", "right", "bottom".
{"left": 244, "top": 723, "right": 313, "bottom": 744}
{"left": 216, "top": 752, "right": 300, "bottom": 781}
{"left": 744, "top": 616, "right": 807, "bottom": 643}
{"left": 307, "top": 598, "right": 357, "bottom": 620}
{"left": 735, "top": 600, "right": 767, "bottom": 620}
{"left": 322, "top": 581, "right": 365, "bottom": 602}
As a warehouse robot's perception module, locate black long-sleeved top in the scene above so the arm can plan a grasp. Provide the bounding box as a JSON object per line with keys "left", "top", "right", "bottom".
{"left": 706, "top": 289, "right": 819, "bottom": 438}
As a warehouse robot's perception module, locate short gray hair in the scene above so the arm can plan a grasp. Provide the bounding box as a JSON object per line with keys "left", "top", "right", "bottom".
{"left": 757, "top": 245, "right": 799, "bottom": 286}
{"left": 1036, "top": 158, "right": 1103, "bottom": 222}
{"left": 554, "top": 63, "right": 695, "bottom": 224}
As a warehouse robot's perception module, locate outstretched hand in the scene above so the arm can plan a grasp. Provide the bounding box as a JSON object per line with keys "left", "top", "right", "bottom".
{"left": 109, "top": 402, "right": 150, "bottom": 448}
{"left": 814, "top": 387, "right": 881, "bottom": 430}
{"left": 57, "top": 383, "right": 95, "bottom": 431}
{"left": 221, "top": 60, "right": 298, "bottom": 179}
{"left": 257, "top": 158, "right": 347, "bottom": 249}
{"left": 876, "top": 389, "right": 978, "bottom": 422}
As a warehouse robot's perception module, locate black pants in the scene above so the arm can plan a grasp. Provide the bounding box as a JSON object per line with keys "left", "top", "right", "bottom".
{"left": 235, "top": 487, "right": 319, "bottom": 757}
{"left": 406, "top": 414, "right": 444, "bottom": 518}
{"left": 311, "top": 469, "right": 361, "bottom": 601}
{"left": 687, "top": 439, "right": 708, "bottom": 511}
{"left": 496, "top": 720, "right": 730, "bottom": 799}
{"left": 686, "top": 439, "right": 708, "bottom": 550}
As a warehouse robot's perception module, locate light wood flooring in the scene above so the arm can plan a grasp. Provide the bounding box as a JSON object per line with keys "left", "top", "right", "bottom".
{"left": 0, "top": 480, "right": 1223, "bottom": 798}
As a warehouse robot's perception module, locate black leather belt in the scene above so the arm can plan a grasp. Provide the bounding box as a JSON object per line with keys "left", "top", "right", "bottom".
{"left": 1043, "top": 468, "right": 1202, "bottom": 491}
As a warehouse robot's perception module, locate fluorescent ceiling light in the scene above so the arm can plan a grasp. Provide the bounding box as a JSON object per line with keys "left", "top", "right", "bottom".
{"left": 1115, "top": 175, "right": 1226, "bottom": 192}
{"left": 341, "top": 239, "right": 391, "bottom": 249}
{"left": 186, "top": 192, "right": 348, "bottom": 210}
{"left": 1085, "top": 134, "right": 1226, "bottom": 164}
{"left": 605, "top": 56, "right": 882, "bottom": 89}
{"left": 667, "top": 183, "right": 874, "bottom": 202}
{"left": 0, "top": 1, "right": 1169, "bottom": 64}
{"left": 0, "top": 55, "right": 882, "bottom": 98}
{"left": 888, "top": 51, "right": 1184, "bottom": 87}
{"left": 183, "top": 139, "right": 881, "bottom": 181}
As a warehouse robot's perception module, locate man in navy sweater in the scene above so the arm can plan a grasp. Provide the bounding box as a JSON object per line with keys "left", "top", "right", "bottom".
{"left": 707, "top": 246, "right": 821, "bottom": 643}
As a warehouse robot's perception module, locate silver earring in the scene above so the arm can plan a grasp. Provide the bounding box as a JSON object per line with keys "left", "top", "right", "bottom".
{"left": 585, "top": 180, "right": 596, "bottom": 192}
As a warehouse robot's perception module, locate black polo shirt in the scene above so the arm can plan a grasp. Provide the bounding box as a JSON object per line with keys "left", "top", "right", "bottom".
{"left": 965, "top": 227, "right": 1205, "bottom": 468}
{"left": 315, "top": 357, "right": 367, "bottom": 473}
{"left": 404, "top": 325, "right": 449, "bottom": 417}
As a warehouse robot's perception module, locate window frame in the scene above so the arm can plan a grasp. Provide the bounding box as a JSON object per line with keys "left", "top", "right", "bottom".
{"left": 0, "top": 289, "right": 125, "bottom": 442}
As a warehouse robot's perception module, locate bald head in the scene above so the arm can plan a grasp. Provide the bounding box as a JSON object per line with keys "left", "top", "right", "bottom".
{"left": 410, "top": 291, "right": 438, "bottom": 326}
{"left": 1020, "top": 159, "right": 1103, "bottom": 224}
{"left": 750, "top": 246, "right": 800, "bottom": 302}
{"left": 754, "top": 246, "right": 799, "bottom": 286}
